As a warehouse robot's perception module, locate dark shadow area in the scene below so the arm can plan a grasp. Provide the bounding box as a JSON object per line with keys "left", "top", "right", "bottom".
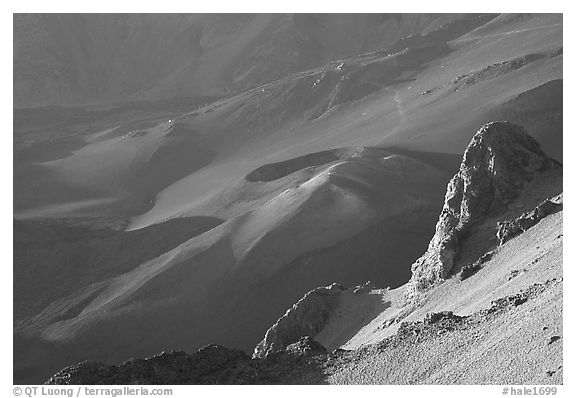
{"left": 43, "top": 340, "right": 331, "bottom": 385}
{"left": 13, "top": 216, "right": 223, "bottom": 322}
{"left": 245, "top": 150, "right": 340, "bottom": 182}
{"left": 490, "top": 79, "right": 563, "bottom": 162}
{"left": 383, "top": 147, "right": 463, "bottom": 175}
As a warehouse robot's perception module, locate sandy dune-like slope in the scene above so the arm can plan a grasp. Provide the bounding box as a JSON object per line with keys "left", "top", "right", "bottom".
{"left": 13, "top": 14, "right": 562, "bottom": 384}
{"left": 15, "top": 148, "right": 454, "bottom": 383}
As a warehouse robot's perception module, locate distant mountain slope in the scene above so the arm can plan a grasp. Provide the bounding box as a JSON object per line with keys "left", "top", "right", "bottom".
{"left": 14, "top": 13, "right": 484, "bottom": 107}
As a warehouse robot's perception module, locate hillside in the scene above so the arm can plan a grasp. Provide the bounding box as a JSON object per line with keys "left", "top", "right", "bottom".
{"left": 14, "top": 14, "right": 470, "bottom": 107}
{"left": 13, "top": 13, "right": 563, "bottom": 384}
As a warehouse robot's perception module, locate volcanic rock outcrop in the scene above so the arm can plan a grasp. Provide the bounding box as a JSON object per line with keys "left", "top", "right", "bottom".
{"left": 407, "top": 121, "right": 560, "bottom": 297}
{"left": 496, "top": 194, "right": 563, "bottom": 245}
{"left": 253, "top": 283, "right": 348, "bottom": 359}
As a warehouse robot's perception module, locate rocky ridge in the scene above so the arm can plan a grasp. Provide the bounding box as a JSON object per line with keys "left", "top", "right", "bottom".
{"left": 497, "top": 194, "right": 563, "bottom": 245}
{"left": 46, "top": 337, "right": 328, "bottom": 385}
{"left": 45, "top": 277, "right": 561, "bottom": 384}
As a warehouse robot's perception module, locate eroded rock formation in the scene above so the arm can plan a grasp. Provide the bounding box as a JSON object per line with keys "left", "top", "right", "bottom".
{"left": 407, "top": 121, "right": 559, "bottom": 297}
{"left": 253, "top": 283, "right": 347, "bottom": 359}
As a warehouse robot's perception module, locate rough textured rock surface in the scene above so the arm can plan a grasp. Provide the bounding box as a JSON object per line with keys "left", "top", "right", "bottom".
{"left": 393, "top": 278, "right": 559, "bottom": 345}
{"left": 45, "top": 345, "right": 250, "bottom": 385}
{"left": 46, "top": 338, "right": 329, "bottom": 385}
{"left": 285, "top": 336, "right": 328, "bottom": 357}
{"left": 253, "top": 283, "right": 347, "bottom": 359}
{"left": 407, "top": 121, "right": 560, "bottom": 297}
{"left": 497, "top": 194, "right": 563, "bottom": 245}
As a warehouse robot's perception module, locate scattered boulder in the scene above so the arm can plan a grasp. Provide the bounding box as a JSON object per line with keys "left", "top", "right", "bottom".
{"left": 508, "top": 269, "right": 525, "bottom": 281}
{"left": 496, "top": 194, "right": 563, "bottom": 245}
{"left": 407, "top": 121, "right": 559, "bottom": 297}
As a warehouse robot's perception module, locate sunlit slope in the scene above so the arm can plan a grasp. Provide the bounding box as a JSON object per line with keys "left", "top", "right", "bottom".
{"left": 379, "top": 13, "right": 562, "bottom": 157}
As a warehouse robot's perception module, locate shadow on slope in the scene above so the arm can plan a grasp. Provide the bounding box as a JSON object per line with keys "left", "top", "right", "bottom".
{"left": 13, "top": 216, "right": 223, "bottom": 323}
{"left": 489, "top": 79, "right": 563, "bottom": 162}
{"left": 246, "top": 150, "right": 340, "bottom": 182}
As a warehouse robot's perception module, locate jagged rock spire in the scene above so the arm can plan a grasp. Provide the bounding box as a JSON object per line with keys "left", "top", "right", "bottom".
{"left": 407, "top": 121, "right": 559, "bottom": 297}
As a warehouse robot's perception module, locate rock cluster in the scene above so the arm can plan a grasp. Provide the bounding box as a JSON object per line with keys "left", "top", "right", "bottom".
{"left": 497, "top": 194, "right": 563, "bottom": 245}
{"left": 285, "top": 336, "right": 328, "bottom": 357}
{"left": 407, "top": 121, "right": 559, "bottom": 297}
{"left": 395, "top": 311, "right": 467, "bottom": 342}
{"left": 485, "top": 279, "right": 559, "bottom": 315}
